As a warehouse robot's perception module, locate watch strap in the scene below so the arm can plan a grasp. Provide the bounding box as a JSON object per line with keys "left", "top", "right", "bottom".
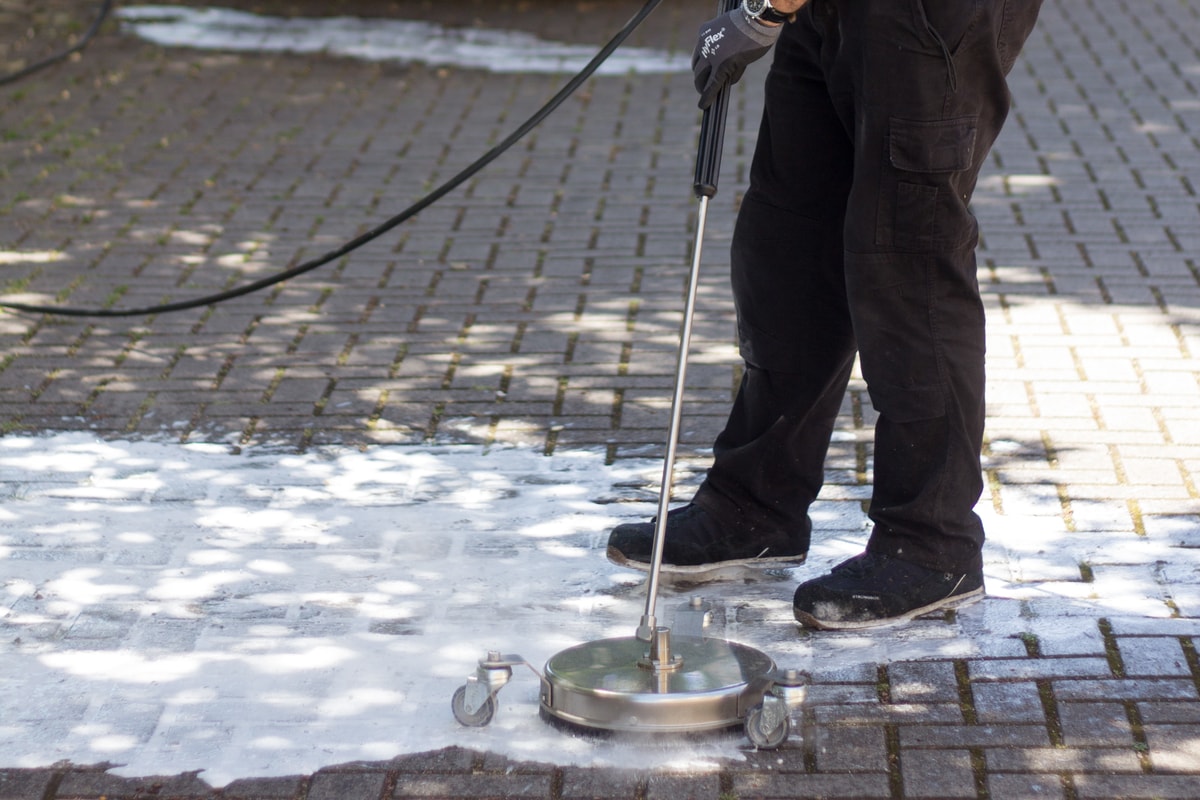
{"left": 758, "top": 5, "right": 791, "bottom": 23}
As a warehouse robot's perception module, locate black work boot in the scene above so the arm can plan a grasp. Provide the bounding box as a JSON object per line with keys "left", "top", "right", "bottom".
{"left": 606, "top": 503, "right": 809, "bottom": 577}
{"left": 792, "top": 552, "right": 984, "bottom": 630}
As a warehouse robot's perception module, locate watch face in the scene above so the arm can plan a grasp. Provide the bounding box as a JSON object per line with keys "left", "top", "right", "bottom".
{"left": 744, "top": 0, "right": 768, "bottom": 16}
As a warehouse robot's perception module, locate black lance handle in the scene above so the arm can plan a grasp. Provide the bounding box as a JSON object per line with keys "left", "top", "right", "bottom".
{"left": 692, "top": 0, "right": 742, "bottom": 199}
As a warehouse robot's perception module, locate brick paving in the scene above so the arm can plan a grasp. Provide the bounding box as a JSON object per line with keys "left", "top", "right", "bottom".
{"left": 2, "top": 0, "right": 1200, "bottom": 797}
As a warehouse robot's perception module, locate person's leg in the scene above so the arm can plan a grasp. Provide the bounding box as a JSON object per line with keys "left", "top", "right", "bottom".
{"left": 607, "top": 6, "right": 856, "bottom": 574}
{"left": 793, "top": 0, "right": 1044, "bottom": 628}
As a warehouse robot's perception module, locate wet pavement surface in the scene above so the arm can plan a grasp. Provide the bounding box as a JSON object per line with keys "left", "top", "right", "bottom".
{"left": 2, "top": 0, "right": 1200, "bottom": 797}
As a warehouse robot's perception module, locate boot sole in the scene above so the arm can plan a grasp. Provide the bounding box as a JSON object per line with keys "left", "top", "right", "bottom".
{"left": 606, "top": 546, "right": 807, "bottom": 579}
{"left": 793, "top": 585, "right": 985, "bottom": 631}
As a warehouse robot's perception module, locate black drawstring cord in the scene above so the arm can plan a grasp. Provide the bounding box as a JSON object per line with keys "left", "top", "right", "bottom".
{"left": 0, "top": 0, "right": 666, "bottom": 318}
{"left": 925, "top": 21, "right": 959, "bottom": 93}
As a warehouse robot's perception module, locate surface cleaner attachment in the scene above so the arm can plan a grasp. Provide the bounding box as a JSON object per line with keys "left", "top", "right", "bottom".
{"left": 452, "top": 602, "right": 809, "bottom": 747}
{"left": 452, "top": 0, "right": 806, "bottom": 747}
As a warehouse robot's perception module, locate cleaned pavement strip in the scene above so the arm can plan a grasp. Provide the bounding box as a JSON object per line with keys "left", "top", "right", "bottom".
{"left": 1, "top": 0, "right": 1200, "bottom": 797}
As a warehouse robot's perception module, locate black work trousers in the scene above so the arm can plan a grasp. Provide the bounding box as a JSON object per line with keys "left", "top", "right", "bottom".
{"left": 692, "top": 0, "right": 1043, "bottom": 573}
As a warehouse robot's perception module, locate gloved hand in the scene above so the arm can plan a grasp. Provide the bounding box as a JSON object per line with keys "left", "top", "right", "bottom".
{"left": 692, "top": 10, "right": 782, "bottom": 109}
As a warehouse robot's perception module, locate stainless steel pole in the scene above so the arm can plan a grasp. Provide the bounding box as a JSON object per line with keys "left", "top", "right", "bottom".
{"left": 638, "top": 0, "right": 737, "bottom": 638}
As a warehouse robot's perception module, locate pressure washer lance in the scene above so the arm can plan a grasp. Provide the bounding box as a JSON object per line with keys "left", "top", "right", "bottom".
{"left": 453, "top": 0, "right": 809, "bottom": 746}
{"left": 636, "top": 15, "right": 735, "bottom": 652}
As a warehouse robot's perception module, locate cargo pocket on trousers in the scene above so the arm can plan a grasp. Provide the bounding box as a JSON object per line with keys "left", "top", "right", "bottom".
{"left": 878, "top": 116, "right": 977, "bottom": 252}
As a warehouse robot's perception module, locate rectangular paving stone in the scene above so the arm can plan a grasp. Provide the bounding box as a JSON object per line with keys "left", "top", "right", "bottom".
{"left": 1142, "top": 724, "right": 1200, "bottom": 774}
{"left": 1106, "top": 618, "right": 1200, "bottom": 637}
{"left": 392, "top": 773, "right": 553, "bottom": 798}
{"left": 56, "top": 769, "right": 214, "bottom": 798}
{"left": 1138, "top": 701, "right": 1200, "bottom": 725}
{"left": 887, "top": 661, "right": 962, "bottom": 704}
{"left": 1073, "top": 774, "right": 1200, "bottom": 799}
{"left": 558, "top": 767, "right": 640, "bottom": 800}
{"left": 900, "top": 749, "right": 977, "bottom": 798}
{"left": 813, "top": 703, "right": 965, "bottom": 726}
{"left": 644, "top": 773, "right": 721, "bottom": 799}
{"left": 986, "top": 773, "right": 1068, "bottom": 800}
{"left": 971, "top": 681, "right": 1048, "bottom": 724}
{"left": 968, "top": 658, "right": 1114, "bottom": 681}
{"left": 985, "top": 746, "right": 1143, "bottom": 774}
{"left": 1051, "top": 679, "right": 1199, "bottom": 702}
{"left": 900, "top": 724, "right": 1052, "bottom": 749}
{"left": 1114, "top": 636, "right": 1193, "bottom": 677}
{"left": 0, "top": 769, "right": 54, "bottom": 800}
{"left": 730, "top": 772, "right": 892, "bottom": 799}
{"left": 307, "top": 771, "right": 388, "bottom": 800}
{"left": 387, "top": 748, "right": 477, "bottom": 774}
{"left": 809, "top": 726, "right": 889, "bottom": 773}
{"left": 1057, "top": 701, "right": 1135, "bottom": 747}
{"left": 220, "top": 774, "right": 305, "bottom": 799}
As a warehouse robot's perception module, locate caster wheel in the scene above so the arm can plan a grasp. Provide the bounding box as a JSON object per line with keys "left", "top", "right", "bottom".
{"left": 744, "top": 703, "right": 789, "bottom": 749}
{"left": 451, "top": 684, "right": 496, "bottom": 727}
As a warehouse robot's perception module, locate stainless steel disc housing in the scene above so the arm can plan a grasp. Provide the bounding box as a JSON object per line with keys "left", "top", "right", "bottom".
{"left": 540, "top": 634, "right": 775, "bottom": 733}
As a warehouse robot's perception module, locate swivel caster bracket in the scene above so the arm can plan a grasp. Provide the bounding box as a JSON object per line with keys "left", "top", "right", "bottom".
{"left": 743, "top": 668, "right": 810, "bottom": 750}
{"left": 452, "top": 651, "right": 538, "bottom": 727}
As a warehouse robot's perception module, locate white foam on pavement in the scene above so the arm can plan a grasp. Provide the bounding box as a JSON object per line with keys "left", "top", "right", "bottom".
{"left": 0, "top": 433, "right": 1182, "bottom": 786}
{"left": 115, "top": 5, "right": 691, "bottom": 75}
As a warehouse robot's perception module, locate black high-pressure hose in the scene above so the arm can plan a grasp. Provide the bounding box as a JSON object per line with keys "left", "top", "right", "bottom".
{"left": 0, "top": 0, "right": 667, "bottom": 318}
{"left": 0, "top": 0, "right": 114, "bottom": 87}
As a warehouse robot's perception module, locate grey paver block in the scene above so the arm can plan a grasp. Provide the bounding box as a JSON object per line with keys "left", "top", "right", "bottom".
{"left": 986, "top": 773, "right": 1067, "bottom": 800}
{"left": 900, "top": 725, "right": 1052, "bottom": 749}
{"left": 558, "top": 767, "right": 640, "bottom": 800}
{"left": 887, "top": 661, "right": 962, "bottom": 704}
{"left": 0, "top": 770, "right": 54, "bottom": 800}
{"left": 308, "top": 771, "right": 388, "bottom": 800}
{"left": 730, "top": 771, "right": 893, "bottom": 800}
{"left": 1052, "top": 678, "right": 1199, "bottom": 702}
{"left": 388, "top": 748, "right": 478, "bottom": 774}
{"left": 900, "top": 749, "right": 977, "bottom": 799}
{"left": 1056, "top": 702, "right": 1134, "bottom": 748}
{"left": 968, "top": 658, "right": 1114, "bottom": 682}
{"left": 971, "top": 682, "right": 1048, "bottom": 725}
{"left": 731, "top": 742, "right": 809, "bottom": 774}
{"left": 392, "top": 773, "right": 553, "bottom": 798}
{"left": 55, "top": 768, "right": 212, "bottom": 798}
{"left": 220, "top": 775, "right": 306, "bottom": 799}
{"left": 1137, "top": 701, "right": 1200, "bottom": 725}
{"left": 1073, "top": 774, "right": 1200, "bottom": 799}
{"left": 643, "top": 773, "right": 721, "bottom": 799}
{"left": 810, "top": 726, "right": 890, "bottom": 773}
{"left": 985, "top": 747, "right": 1143, "bottom": 774}
{"left": 813, "top": 703, "right": 966, "bottom": 726}
{"left": 1141, "top": 724, "right": 1200, "bottom": 774}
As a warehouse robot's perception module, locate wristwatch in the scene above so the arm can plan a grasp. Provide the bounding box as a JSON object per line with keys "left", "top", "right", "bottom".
{"left": 742, "top": 0, "right": 792, "bottom": 24}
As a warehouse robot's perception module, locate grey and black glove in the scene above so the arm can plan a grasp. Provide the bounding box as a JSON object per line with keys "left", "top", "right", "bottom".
{"left": 692, "top": 10, "right": 782, "bottom": 109}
